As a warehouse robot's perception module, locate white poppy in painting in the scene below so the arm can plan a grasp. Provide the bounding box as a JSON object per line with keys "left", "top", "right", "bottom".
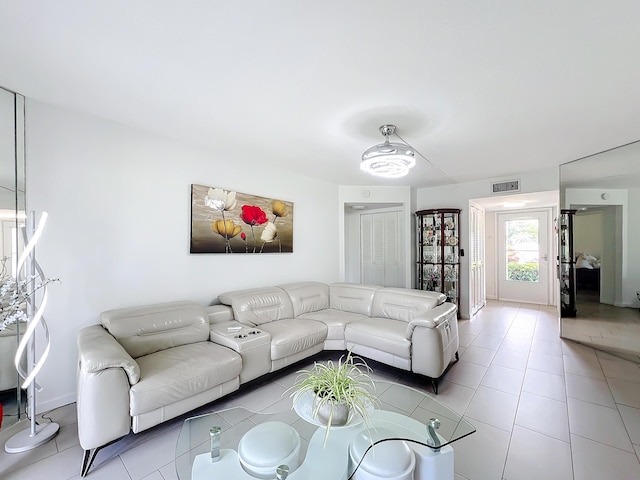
{"left": 205, "top": 188, "right": 237, "bottom": 211}
{"left": 260, "top": 222, "right": 278, "bottom": 242}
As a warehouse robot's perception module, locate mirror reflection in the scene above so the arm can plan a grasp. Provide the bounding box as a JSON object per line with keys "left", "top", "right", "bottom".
{"left": 0, "top": 86, "right": 26, "bottom": 429}
{"left": 559, "top": 140, "right": 640, "bottom": 358}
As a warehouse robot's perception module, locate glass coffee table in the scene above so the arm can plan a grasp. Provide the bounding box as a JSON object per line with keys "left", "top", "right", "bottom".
{"left": 176, "top": 381, "right": 475, "bottom": 480}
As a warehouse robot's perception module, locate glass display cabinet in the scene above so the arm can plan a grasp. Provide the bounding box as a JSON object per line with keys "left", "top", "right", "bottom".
{"left": 559, "top": 209, "right": 577, "bottom": 317}
{"left": 416, "top": 209, "right": 461, "bottom": 311}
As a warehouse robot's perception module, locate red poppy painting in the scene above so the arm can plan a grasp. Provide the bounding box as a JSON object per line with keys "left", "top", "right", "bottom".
{"left": 190, "top": 184, "right": 294, "bottom": 254}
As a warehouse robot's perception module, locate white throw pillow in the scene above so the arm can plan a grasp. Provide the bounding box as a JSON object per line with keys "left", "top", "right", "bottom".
{"left": 576, "top": 256, "right": 593, "bottom": 269}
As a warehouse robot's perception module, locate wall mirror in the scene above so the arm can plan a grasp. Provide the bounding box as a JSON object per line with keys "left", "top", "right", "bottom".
{"left": 0, "top": 86, "right": 26, "bottom": 428}
{"left": 559, "top": 140, "right": 640, "bottom": 357}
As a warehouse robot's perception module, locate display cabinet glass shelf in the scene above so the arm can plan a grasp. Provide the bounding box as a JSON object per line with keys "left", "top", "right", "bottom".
{"left": 559, "top": 209, "right": 577, "bottom": 317}
{"left": 416, "top": 209, "right": 461, "bottom": 310}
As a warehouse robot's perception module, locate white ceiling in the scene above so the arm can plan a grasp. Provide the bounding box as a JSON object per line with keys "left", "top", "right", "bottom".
{"left": 1, "top": 1, "right": 639, "bottom": 188}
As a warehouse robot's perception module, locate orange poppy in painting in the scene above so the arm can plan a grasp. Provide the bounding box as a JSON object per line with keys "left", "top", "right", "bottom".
{"left": 240, "top": 205, "right": 268, "bottom": 226}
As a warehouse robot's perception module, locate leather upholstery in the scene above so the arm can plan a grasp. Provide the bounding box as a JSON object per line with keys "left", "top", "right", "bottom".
{"left": 371, "top": 289, "right": 444, "bottom": 322}
{"left": 298, "top": 309, "right": 368, "bottom": 344}
{"left": 77, "top": 357, "right": 131, "bottom": 450}
{"left": 76, "top": 282, "right": 459, "bottom": 465}
{"left": 258, "top": 319, "right": 327, "bottom": 360}
{"left": 347, "top": 343, "right": 411, "bottom": 371}
{"left": 410, "top": 303, "right": 458, "bottom": 378}
{"left": 206, "top": 304, "right": 234, "bottom": 324}
{"left": 209, "top": 321, "right": 272, "bottom": 384}
{"left": 78, "top": 325, "right": 140, "bottom": 384}
{"left": 329, "top": 283, "right": 380, "bottom": 315}
{"left": 219, "top": 287, "right": 294, "bottom": 326}
{"left": 279, "top": 281, "right": 330, "bottom": 317}
{"left": 101, "top": 301, "right": 210, "bottom": 358}
{"left": 130, "top": 341, "right": 241, "bottom": 415}
{"left": 77, "top": 301, "right": 243, "bottom": 455}
{"left": 132, "top": 377, "right": 239, "bottom": 433}
{"left": 406, "top": 302, "right": 458, "bottom": 335}
{"left": 345, "top": 318, "right": 411, "bottom": 359}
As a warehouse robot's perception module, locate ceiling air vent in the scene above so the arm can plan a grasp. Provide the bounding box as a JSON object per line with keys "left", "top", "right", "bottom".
{"left": 491, "top": 179, "right": 520, "bottom": 195}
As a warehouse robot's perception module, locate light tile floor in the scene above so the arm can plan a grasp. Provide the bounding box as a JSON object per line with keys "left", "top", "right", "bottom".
{"left": 562, "top": 291, "right": 640, "bottom": 359}
{"left": 1, "top": 300, "right": 640, "bottom": 479}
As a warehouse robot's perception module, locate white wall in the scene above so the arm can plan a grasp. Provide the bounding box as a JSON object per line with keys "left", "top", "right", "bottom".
{"left": 417, "top": 169, "right": 559, "bottom": 317}
{"left": 26, "top": 100, "right": 340, "bottom": 411}
{"left": 574, "top": 210, "right": 604, "bottom": 259}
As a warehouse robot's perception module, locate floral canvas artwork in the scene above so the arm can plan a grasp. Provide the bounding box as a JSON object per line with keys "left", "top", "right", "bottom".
{"left": 190, "top": 184, "right": 294, "bottom": 254}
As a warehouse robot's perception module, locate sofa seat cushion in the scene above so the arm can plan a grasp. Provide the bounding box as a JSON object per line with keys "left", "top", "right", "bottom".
{"left": 130, "top": 342, "right": 241, "bottom": 416}
{"left": 258, "top": 320, "right": 328, "bottom": 360}
{"left": 345, "top": 318, "right": 411, "bottom": 359}
{"left": 298, "top": 310, "right": 368, "bottom": 341}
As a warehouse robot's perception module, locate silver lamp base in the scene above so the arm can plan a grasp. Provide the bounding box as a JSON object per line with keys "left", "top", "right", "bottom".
{"left": 5, "top": 422, "right": 60, "bottom": 453}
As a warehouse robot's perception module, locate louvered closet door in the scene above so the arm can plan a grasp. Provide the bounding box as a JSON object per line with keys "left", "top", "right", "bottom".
{"left": 361, "top": 211, "right": 404, "bottom": 287}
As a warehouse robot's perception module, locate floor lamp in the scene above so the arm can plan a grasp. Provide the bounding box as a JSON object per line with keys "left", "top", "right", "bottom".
{"left": 4, "top": 211, "right": 59, "bottom": 453}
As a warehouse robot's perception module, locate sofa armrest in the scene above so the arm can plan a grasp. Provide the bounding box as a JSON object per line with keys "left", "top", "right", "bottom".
{"left": 405, "top": 303, "right": 457, "bottom": 339}
{"left": 77, "top": 325, "right": 137, "bottom": 451}
{"left": 77, "top": 325, "right": 140, "bottom": 384}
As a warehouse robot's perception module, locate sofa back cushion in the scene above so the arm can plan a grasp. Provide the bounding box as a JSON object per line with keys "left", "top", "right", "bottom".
{"left": 218, "top": 287, "right": 294, "bottom": 326}
{"left": 371, "top": 288, "right": 446, "bottom": 323}
{"left": 329, "top": 283, "right": 381, "bottom": 316}
{"left": 101, "top": 301, "right": 210, "bottom": 358}
{"left": 279, "top": 282, "right": 330, "bottom": 317}
{"left": 206, "top": 304, "right": 235, "bottom": 324}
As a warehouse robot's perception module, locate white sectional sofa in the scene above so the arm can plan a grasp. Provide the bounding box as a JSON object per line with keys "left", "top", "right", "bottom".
{"left": 76, "top": 281, "right": 458, "bottom": 476}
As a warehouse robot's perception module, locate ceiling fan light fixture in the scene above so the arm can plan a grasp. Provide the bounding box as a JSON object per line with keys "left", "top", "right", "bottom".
{"left": 361, "top": 125, "right": 416, "bottom": 178}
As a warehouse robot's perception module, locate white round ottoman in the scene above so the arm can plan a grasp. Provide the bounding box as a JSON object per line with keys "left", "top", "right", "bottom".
{"left": 349, "top": 427, "right": 415, "bottom": 480}
{"left": 238, "top": 421, "right": 301, "bottom": 479}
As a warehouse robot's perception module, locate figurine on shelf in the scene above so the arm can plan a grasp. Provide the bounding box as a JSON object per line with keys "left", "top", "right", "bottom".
{"left": 425, "top": 270, "right": 439, "bottom": 291}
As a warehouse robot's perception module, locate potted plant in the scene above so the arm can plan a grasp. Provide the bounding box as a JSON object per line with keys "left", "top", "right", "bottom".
{"left": 287, "top": 351, "right": 378, "bottom": 445}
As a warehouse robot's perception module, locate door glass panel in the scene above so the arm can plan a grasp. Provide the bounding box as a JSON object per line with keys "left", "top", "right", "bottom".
{"left": 505, "top": 219, "right": 540, "bottom": 282}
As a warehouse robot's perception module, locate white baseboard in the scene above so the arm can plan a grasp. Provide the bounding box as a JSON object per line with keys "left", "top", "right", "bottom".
{"left": 614, "top": 302, "right": 639, "bottom": 309}
{"left": 36, "top": 392, "right": 76, "bottom": 415}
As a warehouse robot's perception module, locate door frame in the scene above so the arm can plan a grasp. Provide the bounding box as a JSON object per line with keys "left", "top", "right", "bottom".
{"left": 469, "top": 203, "right": 486, "bottom": 315}
{"left": 494, "top": 207, "right": 557, "bottom": 306}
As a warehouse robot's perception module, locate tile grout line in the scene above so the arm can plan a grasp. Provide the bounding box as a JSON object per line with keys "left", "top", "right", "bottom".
{"left": 597, "top": 352, "right": 640, "bottom": 464}
{"left": 498, "top": 302, "right": 535, "bottom": 480}
{"left": 559, "top": 335, "right": 577, "bottom": 480}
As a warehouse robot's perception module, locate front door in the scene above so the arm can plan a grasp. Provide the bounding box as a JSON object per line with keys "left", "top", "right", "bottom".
{"left": 497, "top": 210, "right": 551, "bottom": 304}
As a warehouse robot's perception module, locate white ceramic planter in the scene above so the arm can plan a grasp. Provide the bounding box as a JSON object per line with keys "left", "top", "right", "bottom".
{"left": 314, "top": 396, "right": 350, "bottom": 426}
